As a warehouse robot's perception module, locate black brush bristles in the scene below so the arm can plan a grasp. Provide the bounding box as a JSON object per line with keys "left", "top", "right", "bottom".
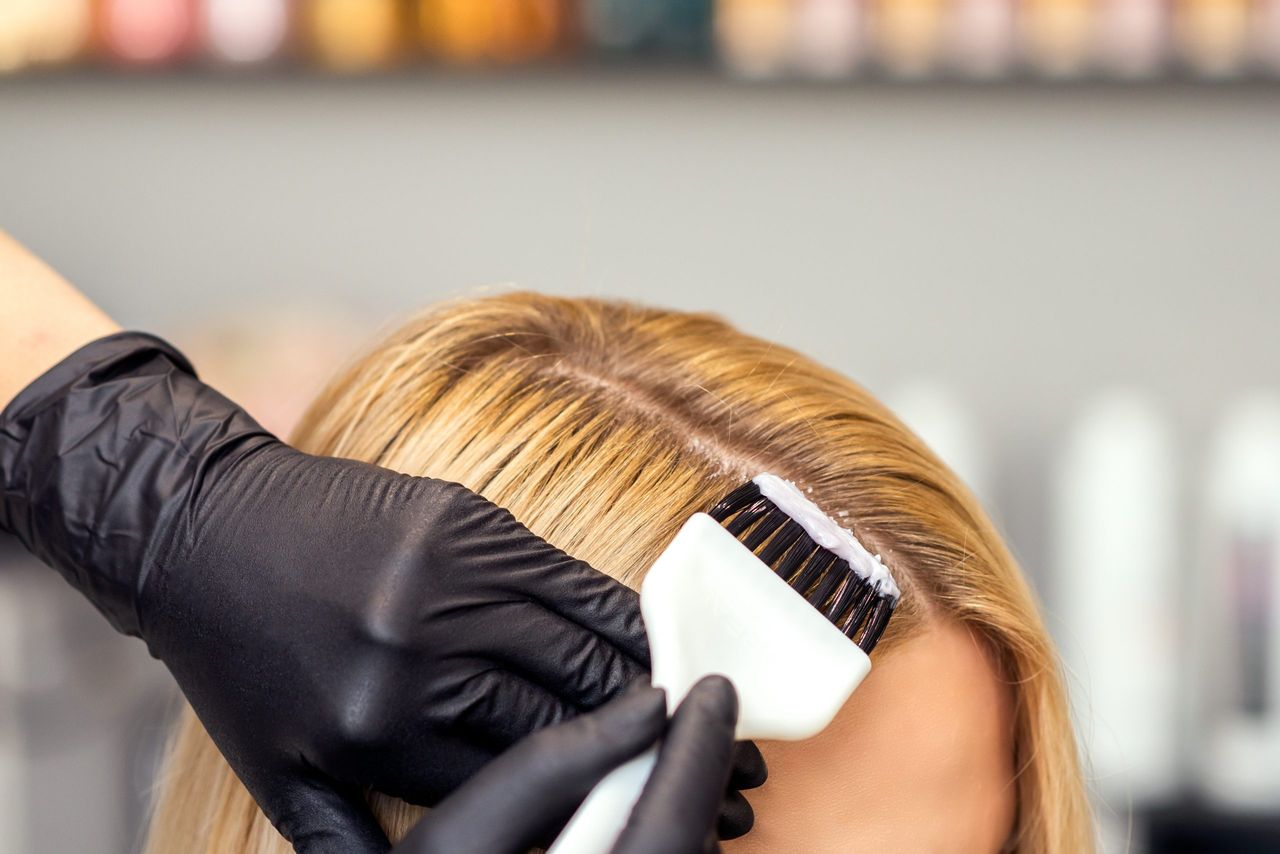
{"left": 707, "top": 480, "right": 897, "bottom": 654}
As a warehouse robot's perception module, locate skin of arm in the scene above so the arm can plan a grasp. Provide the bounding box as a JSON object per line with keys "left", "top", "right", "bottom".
{"left": 0, "top": 231, "right": 120, "bottom": 409}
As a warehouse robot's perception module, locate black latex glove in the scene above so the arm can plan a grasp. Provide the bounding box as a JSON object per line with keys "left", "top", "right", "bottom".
{"left": 0, "top": 332, "right": 764, "bottom": 851}
{"left": 394, "top": 676, "right": 743, "bottom": 854}
{"left": 0, "top": 332, "right": 651, "bottom": 852}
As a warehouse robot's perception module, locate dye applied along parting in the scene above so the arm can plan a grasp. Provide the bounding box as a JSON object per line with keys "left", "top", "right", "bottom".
{"left": 751, "top": 473, "right": 899, "bottom": 602}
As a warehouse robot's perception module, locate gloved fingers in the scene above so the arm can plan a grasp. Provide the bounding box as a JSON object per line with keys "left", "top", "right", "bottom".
{"left": 524, "top": 556, "right": 651, "bottom": 670}
{"left": 429, "top": 479, "right": 648, "bottom": 667}
{"left": 613, "top": 675, "right": 739, "bottom": 854}
{"left": 716, "top": 789, "right": 755, "bottom": 841}
{"left": 480, "top": 602, "right": 649, "bottom": 711}
{"left": 448, "top": 667, "right": 578, "bottom": 747}
{"left": 715, "top": 740, "right": 767, "bottom": 839}
{"left": 427, "top": 480, "right": 649, "bottom": 675}
{"left": 731, "top": 740, "right": 768, "bottom": 790}
{"left": 390, "top": 686, "right": 667, "bottom": 854}
{"left": 249, "top": 770, "right": 390, "bottom": 854}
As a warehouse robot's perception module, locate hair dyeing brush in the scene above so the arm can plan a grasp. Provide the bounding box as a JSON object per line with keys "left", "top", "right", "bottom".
{"left": 550, "top": 473, "right": 900, "bottom": 854}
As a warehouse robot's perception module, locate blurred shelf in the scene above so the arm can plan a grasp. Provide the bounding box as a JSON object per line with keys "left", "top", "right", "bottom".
{"left": 3, "top": 63, "right": 1280, "bottom": 96}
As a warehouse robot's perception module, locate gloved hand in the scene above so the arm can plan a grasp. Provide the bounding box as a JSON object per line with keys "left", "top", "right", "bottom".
{"left": 394, "top": 676, "right": 744, "bottom": 854}
{"left": 0, "top": 332, "right": 764, "bottom": 852}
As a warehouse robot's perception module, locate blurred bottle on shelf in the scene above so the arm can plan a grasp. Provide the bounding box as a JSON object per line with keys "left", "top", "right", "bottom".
{"left": 873, "top": 0, "right": 948, "bottom": 76}
{"left": 1196, "top": 393, "right": 1280, "bottom": 808}
{"left": 46, "top": 0, "right": 92, "bottom": 67}
{"left": 419, "top": 0, "right": 570, "bottom": 64}
{"left": 715, "top": 0, "right": 793, "bottom": 77}
{"left": 1020, "top": 0, "right": 1098, "bottom": 76}
{"left": 0, "top": 0, "right": 92, "bottom": 71}
{"left": 1094, "top": 0, "right": 1166, "bottom": 77}
{"left": 790, "top": 0, "right": 867, "bottom": 78}
{"left": 0, "top": 5, "right": 26, "bottom": 72}
{"left": 203, "top": 0, "right": 292, "bottom": 65}
{"left": 1052, "top": 391, "right": 1180, "bottom": 809}
{"left": 1175, "top": 0, "right": 1250, "bottom": 75}
{"left": 945, "top": 0, "right": 1016, "bottom": 77}
{"left": 418, "top": 0, "right": 493, "bottom": 62}
{"left": 1256, "top": 0, "right": 1280, "bottom": 72}
{"left": 487, "top": 0, "right": 571, "bottom": 62}
{"left": 301, "top": 0, "right": 403, "bottom": 71}
{"left": 659, "top": 0, "right": 715, "bottom": 54}
{"left": 583, "top": 0, "right": 711, "bottom": 55}
{"left": 583, "top": 0, "right": 665, "bottom": 52}
{"left": 97, "top": 0, "right": 200, "bottom": 65}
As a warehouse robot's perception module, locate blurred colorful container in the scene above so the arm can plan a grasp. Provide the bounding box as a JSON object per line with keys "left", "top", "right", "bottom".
{"left": 204, "top": 0, "right": 292, "bottom": 65}
{"left": 301, "top": 0, "right": 403, "bottom": 71}
{"left": 97, "top": 0, "right": 201, "bottom": 65}
{"left": 417, "top": 0, "right": 571, "bottom": 65}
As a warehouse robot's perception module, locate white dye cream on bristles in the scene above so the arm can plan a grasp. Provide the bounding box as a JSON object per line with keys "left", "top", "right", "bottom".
{"left": 752, "top": 473, "right": 900, "bottom": 601}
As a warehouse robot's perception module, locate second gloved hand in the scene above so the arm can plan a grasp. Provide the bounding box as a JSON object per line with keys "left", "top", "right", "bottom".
{"left": 393, "top": 676, "right": 746, "bottom": 854}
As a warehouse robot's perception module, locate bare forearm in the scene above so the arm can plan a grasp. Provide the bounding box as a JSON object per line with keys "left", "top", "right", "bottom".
{"left": 0, "top": 232, "right": 120, "bottom": 409}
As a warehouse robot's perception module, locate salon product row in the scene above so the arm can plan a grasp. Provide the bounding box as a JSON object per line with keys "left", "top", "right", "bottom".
{"left": 1, "top": 0, "right": 1278, "bottom": 80}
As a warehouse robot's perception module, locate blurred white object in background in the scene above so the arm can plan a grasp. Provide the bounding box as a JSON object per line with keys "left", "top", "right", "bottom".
{"left": 1095, "top": 0, "right": 1166, "bottom": 77}
{"left": 886, "top": 378, "right": 989, "bottom": 506}
{"left": 204, "top": 0, "right": 291, "bottom": 65}
{"left": 1053, "top": 391, "right": 1179, "bottom": 806}
{"left": 790, "top": 0, "right": 866, "bottom": 78}
{"left": 946, "top": 0, "right": 1016, "bottom": 78}
{"left": 1198, "top": 392, "right": 1280, "bottom": 808}
{"left": 0, "top": 570, "right": 25, "bottom": 854}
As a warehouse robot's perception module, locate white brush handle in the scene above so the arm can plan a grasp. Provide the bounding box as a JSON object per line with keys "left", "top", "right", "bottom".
{"left": 550, "top": 514, "right": 873, "bottom": 854}
{"left": 547, "top": 748, "right": 658, "bottom": 854}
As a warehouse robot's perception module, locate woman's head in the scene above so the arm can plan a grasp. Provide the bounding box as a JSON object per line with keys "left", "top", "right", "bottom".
{"left": 148, "top": 294, "right": 1090, "bottom": 852}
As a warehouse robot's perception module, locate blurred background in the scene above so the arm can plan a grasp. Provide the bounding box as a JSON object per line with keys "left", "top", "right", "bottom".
{"left": 1, "top": 1, "right": 1279, "bottom": 852}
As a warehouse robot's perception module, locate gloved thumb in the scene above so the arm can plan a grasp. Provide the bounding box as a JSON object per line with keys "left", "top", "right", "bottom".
{"left": 252, "top": 771, "right": 391, "bottom": 854}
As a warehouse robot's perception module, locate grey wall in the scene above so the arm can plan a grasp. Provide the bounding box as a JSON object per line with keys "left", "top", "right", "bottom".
{"left": 1, "top": 70, "right": 1279, "bottom": 854}
{"left": 2, "top": 73, "right": 1278, "bottom": 567}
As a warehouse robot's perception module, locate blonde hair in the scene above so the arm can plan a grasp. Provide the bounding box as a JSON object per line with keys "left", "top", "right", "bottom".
{"left": 147, "top": 294, "right": 1091, "bottom": 853}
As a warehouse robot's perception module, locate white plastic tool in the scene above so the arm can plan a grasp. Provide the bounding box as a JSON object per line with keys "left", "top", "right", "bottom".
{"left": 549, "top": 513, "right": 872, "bottom": 854}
